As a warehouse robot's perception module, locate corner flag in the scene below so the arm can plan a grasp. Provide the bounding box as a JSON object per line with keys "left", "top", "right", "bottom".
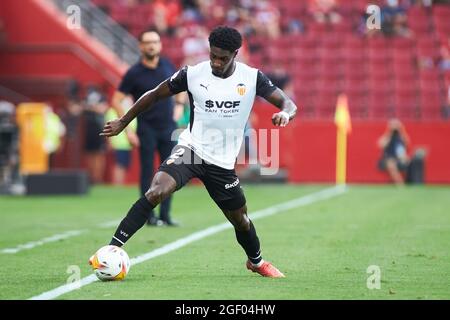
{"left": 334, "top": 94, "right": 352, "bottom": 185}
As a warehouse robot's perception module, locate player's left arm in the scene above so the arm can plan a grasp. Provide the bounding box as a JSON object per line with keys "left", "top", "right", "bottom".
{"left": 265, "top": 88, "right": 298, "bottom": 127}
{"left": 256, "top": 70, "right": 297, "bottom": 127}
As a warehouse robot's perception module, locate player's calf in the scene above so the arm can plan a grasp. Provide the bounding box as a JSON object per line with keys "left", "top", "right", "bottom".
{"left": 109, "top": 196, "right": 155, "bottom": 246}
{"left": 109, "top": 172, "right": 177, "bottom": 247}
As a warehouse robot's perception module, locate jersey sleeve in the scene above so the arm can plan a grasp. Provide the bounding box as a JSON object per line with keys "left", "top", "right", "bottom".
{"left": 167, "top": 66, "right": 188, "bottom": 94}
{"left": 118, "top": 68, "right": 134, "bottom": 94}
{"left": 256, "top": 70, "right": 278, "bottom": 99}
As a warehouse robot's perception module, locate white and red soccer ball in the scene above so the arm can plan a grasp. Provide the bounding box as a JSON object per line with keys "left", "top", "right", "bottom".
{"left": 89, "top": 245, "right": 131, "bottom": 281}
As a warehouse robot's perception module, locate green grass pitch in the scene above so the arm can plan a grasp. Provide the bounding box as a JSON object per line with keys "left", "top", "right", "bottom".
{"left": 0, "top": 184, "right": 449, "bottom": 300}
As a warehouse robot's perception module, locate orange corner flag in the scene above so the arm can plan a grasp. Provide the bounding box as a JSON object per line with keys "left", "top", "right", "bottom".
{"left": 334, "top": 94, "right": 352, "bottom": 185}
{"left": 334, "top": 94, "right": 352, "bottom": 134}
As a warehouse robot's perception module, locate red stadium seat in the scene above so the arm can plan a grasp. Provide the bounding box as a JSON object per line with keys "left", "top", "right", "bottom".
{"left": 420, "top": 93, "right": 444, "bottom": 119}
{"left": 392, "top": 37, "right": 416, "bottom": 50}
{"left": 348, "top": 95, "right": 368, "bottom": 118}
{"left": 394, "top": 93, "right": 420, "bottom": 119}
{"left": 368, "top": 68, "right": 392, "bottom": 81}
{"left": 343, "top": 35, "right": 366, "bottom": 48}
{"left": 368, "top": 101, "right": 393, "bottom": 119}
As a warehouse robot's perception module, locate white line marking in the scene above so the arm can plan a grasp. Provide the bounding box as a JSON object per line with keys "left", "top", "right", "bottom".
{"left": 1, "top": 220, "right": 122, "bottom": 254}
{"left": 97, "top": 220, "right": 121, "bottom": 229}
{"left": 1, "top": 230, "right": 86, "bottom": 254}
{"left": 29, "top": 185, "right": 347, "bottom": 300}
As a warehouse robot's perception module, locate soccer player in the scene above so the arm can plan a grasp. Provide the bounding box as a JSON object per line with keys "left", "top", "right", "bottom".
{"left": 96, "top": 26, "right": 297, "bottom": 278}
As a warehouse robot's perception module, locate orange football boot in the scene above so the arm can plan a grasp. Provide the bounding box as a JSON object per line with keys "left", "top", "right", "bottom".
{"left": 246, "top": 260, "right": 285, "bottom": 278}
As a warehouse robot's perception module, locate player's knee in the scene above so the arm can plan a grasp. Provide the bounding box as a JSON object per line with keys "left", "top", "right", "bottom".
{"left": 145, "top": 185, "right": 167, "bottom": 206}
{"left": 227, "top": 206, "right": 250, "bottom": 231}
{"left": 145, "top": 172, "right": 176, "bottom": 205}
{"left": 235, "top": 216, "right": 250, "bottom": 232}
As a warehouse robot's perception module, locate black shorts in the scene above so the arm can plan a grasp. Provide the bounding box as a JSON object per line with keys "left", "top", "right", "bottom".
{"left": 158, "top": 145, "right": 246, "bottom": 211}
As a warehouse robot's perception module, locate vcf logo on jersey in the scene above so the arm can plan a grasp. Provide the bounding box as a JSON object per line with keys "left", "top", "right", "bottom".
{"left": 205, "top": 100, "right": 241, "bottom": 115}
{"left": 236, "top": 83, "right": 246, "bottom": 96}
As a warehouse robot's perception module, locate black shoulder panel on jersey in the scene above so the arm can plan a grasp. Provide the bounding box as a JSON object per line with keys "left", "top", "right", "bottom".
{"left": 256, "top": 70, "right": 278, "bottom": 99}
{"left": 168, "top": 65, "right": 188, "bottom": 94}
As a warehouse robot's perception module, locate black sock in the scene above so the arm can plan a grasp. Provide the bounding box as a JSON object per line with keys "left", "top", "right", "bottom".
{"left": 110, "top": 197, "right": 155, "bottom": 246}
{"left": 235, "top": 220, "right": 262, "bottom": 265}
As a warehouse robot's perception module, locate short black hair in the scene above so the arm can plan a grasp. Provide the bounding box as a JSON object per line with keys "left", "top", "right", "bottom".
{"left": 208, "top": 26, "right": 242, "bottom": 52}
{"left": 138, "top": 28, "right": 159, "bottom": 42}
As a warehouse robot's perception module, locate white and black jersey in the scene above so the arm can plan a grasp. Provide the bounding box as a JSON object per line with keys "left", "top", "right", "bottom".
{"left": 168, "top": 61, "right": 277, "bottom": 169}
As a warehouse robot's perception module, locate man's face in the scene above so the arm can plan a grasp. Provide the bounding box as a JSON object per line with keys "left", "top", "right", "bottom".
{"left": 139, "top": 32, "right": 162, "bottom": 59}
{"left": 209, "top": 46, "right": 237, "bottom": 77}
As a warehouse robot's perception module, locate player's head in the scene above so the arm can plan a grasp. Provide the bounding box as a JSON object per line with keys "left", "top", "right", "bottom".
{"left": 138, "top": 29, "right": 162, "bottom": 60}
{"left": 208, "top": 26, "right": 242, "bottom": 77}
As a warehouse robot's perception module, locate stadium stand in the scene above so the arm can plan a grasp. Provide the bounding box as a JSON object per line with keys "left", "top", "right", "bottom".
{"left": 1, "top": 0, "right": 450, "bottom": 184}
{"left": 1, "top": 0, "right": 448, "bottom": 121}
{"left": 82, "top": 0, "right": 450, "bottom": 121}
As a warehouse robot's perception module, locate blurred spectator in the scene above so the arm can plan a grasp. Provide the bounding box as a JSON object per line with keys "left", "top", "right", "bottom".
{"left": 439, "top": 37, "right": 450, "bottom": 71}
{"left": 236, "top": 37, "right": 250, "bottom": 64}
{"left": 286, "top": 18, "right": 305, "bottom": 35}
{"left": 105, "top": 96, "right": 137, "bottom": 185}
{"left": 60, "top": 99, "right": 84, "bottom": 169}
{"left": 381, "top": 0, "right": 413, "bottom": 38}
{"left": 251, "top": 0, "right": 281, "bottom": 38}
{"left": 180, "top": 0, "right": 206, "bottom": 24}
{"left": 181, "top": 24, "right": 209, "bottom": 65}
{"left": 83, "top": 87, "right": 108, "bottom": 184}
{"left": 197, "top": 0, "right": 227, "bottom": 26}
{"left": 43, "top": 105, "right": 66, "bottom": 169}
{"left": 153, "top": 0, "right": 182, "bottom": 36}
{"left": 265, "top": 63, "right": 295, "bottom": 99}
{"left": 358, "top": 10, "right": 383, "bottom": 37}
{"left": 377, "top": 118, "right": 411, "bottom": 185}
{"left": 308, "top": 0, "right": 342, "bottom": 25}
{"left": 0, "top": 100, "right": 22, "bottom": 194}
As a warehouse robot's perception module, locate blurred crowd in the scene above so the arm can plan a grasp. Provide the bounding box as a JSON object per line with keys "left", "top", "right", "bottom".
{"left": 96, "top": 0, "right": 449, "bottom": 38}
{"left": 2, "top": 0, "right": 450, "bottom": 185}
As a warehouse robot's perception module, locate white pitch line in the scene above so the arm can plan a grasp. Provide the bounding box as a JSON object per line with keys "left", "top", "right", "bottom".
{"left": 1, "top": 230, "right": 86, "bottom": 254}
{"left": 1, "top": 220, "right": 123, "bottom": 255}
{"left": 97, "top": 220, "right": 122, "bottom": 229}
{"left": 29, "top": 185, "right": 347, "bottom": 300}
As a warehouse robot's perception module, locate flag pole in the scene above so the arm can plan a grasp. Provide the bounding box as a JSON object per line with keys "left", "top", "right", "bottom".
{"left": 336, "top": 125, "right": 347, "bottom": 184}
{"left": 334, "top": 94, "right": 351, "bottom": 185}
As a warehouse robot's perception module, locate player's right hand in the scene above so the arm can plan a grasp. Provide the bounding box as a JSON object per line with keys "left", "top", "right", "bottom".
{"left": 99, "top": 119, "right": 126, "bottom": 137}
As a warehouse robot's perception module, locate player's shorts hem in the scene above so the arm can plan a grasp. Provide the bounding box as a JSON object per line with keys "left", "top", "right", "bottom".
{"left": 158, "top": 166, "right": 184, "bottom": 191}
{"left": 215, "top": 193, "right": 246, "bottom": 211}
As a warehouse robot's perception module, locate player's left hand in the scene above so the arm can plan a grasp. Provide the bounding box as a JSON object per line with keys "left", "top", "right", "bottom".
{"left": 272, "top": 111, "right": 290, "bottom": 127}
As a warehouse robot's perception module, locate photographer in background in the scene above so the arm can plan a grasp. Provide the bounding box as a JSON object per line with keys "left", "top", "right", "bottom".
{"left": 377, "top": 118, "right": 411, "bottom": 185}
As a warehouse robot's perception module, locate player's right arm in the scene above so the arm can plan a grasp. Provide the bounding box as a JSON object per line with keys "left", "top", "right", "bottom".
{"left": 101, "top": 66, "right": 188, "bottom": 137}
{"left": 100, "top": 81, "right": 174, "bottom": 137}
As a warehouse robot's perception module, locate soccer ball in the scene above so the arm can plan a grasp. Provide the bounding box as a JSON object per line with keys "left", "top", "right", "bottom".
{"left": 89, "top": 245, "right": 131, "bottom": 281}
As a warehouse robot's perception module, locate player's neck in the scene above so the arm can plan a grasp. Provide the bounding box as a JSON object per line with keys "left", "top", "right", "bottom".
{"left": 142, "top": 56, "right": 160, "bottom": 69}
{"left": 219, "top": 62, "right": 236, "bottom": 79}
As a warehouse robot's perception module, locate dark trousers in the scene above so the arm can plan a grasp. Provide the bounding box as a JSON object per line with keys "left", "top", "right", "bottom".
{"left": 137, "top": 123, "right": 176, "bottom": 222}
